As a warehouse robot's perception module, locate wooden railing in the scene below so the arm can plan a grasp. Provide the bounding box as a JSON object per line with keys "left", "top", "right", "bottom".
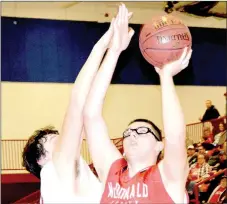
{"left": 1, "top": 140, "right": 27, "bottom": 171}
{"left": 1, "top": 138, "right": 124, "bottom": 171}
{"left": 186, "top": 116, "right": 226, "bottom": 143}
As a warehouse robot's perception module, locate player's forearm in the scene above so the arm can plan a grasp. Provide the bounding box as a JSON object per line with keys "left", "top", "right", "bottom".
{"left": 160, "top": 72, "right": 186, "bottom": 144}
{"left": 84, "top": 49, "right": 123, "bottom": 182}
{"left": 71, "top": 44, "right": 108, "bottom": 109}
{"left": 84, "top": 49, "right": 121, "bottom": 117}
{"left": 54, "top": 45, "right": 107, "bottom": 159}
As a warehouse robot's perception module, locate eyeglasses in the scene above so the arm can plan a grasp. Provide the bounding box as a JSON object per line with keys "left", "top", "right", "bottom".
{"left": 123, "top": 127, "right": 161, "bottom": 141}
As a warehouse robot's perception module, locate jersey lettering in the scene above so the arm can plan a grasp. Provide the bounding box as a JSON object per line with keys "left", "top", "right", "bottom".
{"left": 107, "top": 182, "right": 148, "bottom": 202}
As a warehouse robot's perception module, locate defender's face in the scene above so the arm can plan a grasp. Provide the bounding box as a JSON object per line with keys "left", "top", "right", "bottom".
{"left": 37, "top": 134, "right": 58, "bottom": 166}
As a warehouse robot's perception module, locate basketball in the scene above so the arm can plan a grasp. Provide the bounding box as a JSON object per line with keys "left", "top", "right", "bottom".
{"left": 139, "top": 15, "right": 192, "bottom": 68}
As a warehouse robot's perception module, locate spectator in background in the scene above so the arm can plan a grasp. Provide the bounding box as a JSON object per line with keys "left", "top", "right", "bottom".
{"left": 197, "top": 145, "right": 207, "bottom": 155}
{"left": 207, "top": 153, "right": 227, "bottom": 202}
{"left": 210, "top": 150, "right": 226, "bottom": 181}
{"left": 199, "top": 100, "right": 220, "bottom": 122}
{"left": 187, "top": 154, "right": 211, "bottom": 195}
{"left": 187, "top": 145, "right": 197, "bottom": 167}
{"left": 186, "top": 131, "right": 194, "bottom": 148}
{"left": 207, "top": 146, "right": 221, "bottom": 167}
{"left": 207, "top": 175, "right": 226, "bottom": 204}
{"left": 215, "top": 151, "right": 227, "bottom": 172}
{"left": 213, "top": 123, "right": 226, "bottom": 146}
{"left": 202, "top": 126, "right": 213, "bottom": 144}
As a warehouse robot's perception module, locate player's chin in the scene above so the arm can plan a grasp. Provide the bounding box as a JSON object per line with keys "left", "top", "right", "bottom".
{"left": 124, "top": 150, "right": 138, "bottom": 158}
{"left": 125, "top": 149, "right": 144, "bottom": 158}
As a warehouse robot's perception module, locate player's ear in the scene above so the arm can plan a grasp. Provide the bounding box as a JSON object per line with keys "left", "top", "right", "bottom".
{"left": 155, "top": 141, "right": 164, "bottom": 156}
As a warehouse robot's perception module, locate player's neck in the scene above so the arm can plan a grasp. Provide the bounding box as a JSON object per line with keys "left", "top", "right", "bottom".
{"left": 127, "top": 158, "right": 156, "bottom": 178}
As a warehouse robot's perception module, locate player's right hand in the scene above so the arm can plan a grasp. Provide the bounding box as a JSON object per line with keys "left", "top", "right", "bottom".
{"left": 95, "top": 18, "right": 115, "bottom": 50}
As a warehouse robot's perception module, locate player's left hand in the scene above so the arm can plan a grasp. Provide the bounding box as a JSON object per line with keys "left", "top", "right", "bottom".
{"left": 109, "top": 3, "right": 134, "bottom": 53}
{"left": 155, "top": 47, "right": 193, "bottom": 77}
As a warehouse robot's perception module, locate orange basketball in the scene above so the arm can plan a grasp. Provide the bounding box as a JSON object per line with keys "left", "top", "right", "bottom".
{"left": 139, "top": 15, "right": 192, "bottom": 68}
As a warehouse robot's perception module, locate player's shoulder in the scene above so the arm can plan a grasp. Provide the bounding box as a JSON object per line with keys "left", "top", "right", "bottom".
{"left": 111, "top": 158, "right": 127, "bottom": 170}
{"left": 40, "top": 160, "right": 56, "bottom": 178}
{"left": 40, "top": 161, "right": 61, "bottom": 199}
{"left": 142, "top": 163, "right": 159, "bottom": 180}
{"left": 105, "top": 158, "right": 127, "bottom": 177}
{"left": 40, "top": 160, "right": 61, "bottom": 191}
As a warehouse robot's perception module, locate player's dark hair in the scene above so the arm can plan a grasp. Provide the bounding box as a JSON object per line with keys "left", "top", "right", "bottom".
{"left": 22, "top": 126, "right": 59, "bottom": 178}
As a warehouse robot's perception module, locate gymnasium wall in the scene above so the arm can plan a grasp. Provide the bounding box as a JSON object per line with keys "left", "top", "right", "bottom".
{"left": 2, "top": 17, "right": 226, "bottom": 139}
{"left": 2, "top": 83, "right": 226, "bottom": 140}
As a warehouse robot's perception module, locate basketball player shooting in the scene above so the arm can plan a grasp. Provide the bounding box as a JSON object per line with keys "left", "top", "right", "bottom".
{"left": 84, "top": 3, "right": 193, "bottom": 204}
{"left": 22, "top": 16, "right": 118, "bottom": 203}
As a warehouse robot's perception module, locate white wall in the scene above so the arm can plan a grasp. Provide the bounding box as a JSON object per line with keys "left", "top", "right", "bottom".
{"left": 2, "top": 82, "right": 225, "bottom": 139}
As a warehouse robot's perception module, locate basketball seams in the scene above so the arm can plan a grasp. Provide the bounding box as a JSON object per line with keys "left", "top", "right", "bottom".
{"left": 140, "top": 24, "right": 189, "bottom": 41}
{"left": 139, "top": 16, "right": 192, "bottom": 67}
{"left": 143, "top": 49, "right": 163, "bottom": 68}
{"left": 144, "top": 47, "right": 190, "bottom": 51}
{"left": 144, "top": 49, "right": 184, "bottom": 67}
{"left": 140, "top": 26, "right": 190, "bottom": 46}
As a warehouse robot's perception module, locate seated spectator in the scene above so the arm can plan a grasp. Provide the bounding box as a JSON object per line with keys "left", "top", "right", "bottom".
{"left": 187, "top": 145, "right": 197, "bottom": 167}
{"left": 213, "top": 123, "right": 226, "bottom": 146}
{"left": 212, "top": 116, "right": 226, "bottom": 136}
{"left": 208, "top": 147, "right": 221, "bottom": 167}
{"left": 197, "top": 145, "right": 207, "bottom": 155}
{"left": 215, "top": 151, "right": 227, "bottom": 172}
{"left": 206, "top": 151, "right": 227, "bottom": 198}
{"left": 197, "top": 143, "right": 214, "bottom": 161}
{"left": 186, "top": 131, "right": 194, "bottom": 148}
{"left": 187, "top": 154, "right": 211, "bottom": 195}
{"left": 207, "top": 175, "right": 226, "bottom": 204}
{"left": 199, "top": 144, "right": 214, "bottom": 160}
{"left": 202, "top": 127, "right": 213, "bottom": 144}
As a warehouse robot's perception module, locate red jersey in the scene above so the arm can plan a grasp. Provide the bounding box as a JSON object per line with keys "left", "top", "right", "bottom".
{"left": 208, "top": 185, "right": 226, "bottom": 203}
{"left": 101, "top": 158, "right": 188, "bottom": 204}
